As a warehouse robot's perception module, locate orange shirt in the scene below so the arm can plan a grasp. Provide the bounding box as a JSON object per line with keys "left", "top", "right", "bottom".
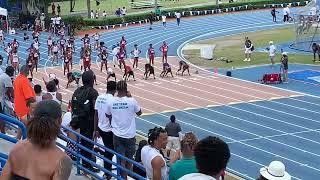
{"left": 13, "top": 74, "right": 35, "bottom": 119}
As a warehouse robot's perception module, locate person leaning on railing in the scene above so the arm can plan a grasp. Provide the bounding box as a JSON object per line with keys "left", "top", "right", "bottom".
{"left": 0, "top": 100, "right": 72, "bottom": 180}
{"left": 169, "top": 132, "right": 198, "bottom": 180}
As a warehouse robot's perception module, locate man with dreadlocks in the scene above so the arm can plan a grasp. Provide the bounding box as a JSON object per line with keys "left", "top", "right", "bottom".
{"left": 105, "top": 80, "right": 142, "bottom": 179}
{"left": 141, "top": 127, "right": 169, "bottom": 180}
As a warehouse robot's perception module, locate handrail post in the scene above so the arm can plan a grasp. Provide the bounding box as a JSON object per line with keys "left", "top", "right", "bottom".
{"left": 76, "top": 135, "right": 81, "bottom": 175}
{"left": 116, "top": 155, "right": 121, "bottom": 179}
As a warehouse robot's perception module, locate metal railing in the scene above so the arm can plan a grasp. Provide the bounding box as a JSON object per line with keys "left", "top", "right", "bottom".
{"left": 58, "top": 126, "right": 146, "bottom": 180}
{"left": 0, "top": 113, "right": 27, "bottom": 172}
{"left": 0, "top": 113, "right": 146, "bottom": 179}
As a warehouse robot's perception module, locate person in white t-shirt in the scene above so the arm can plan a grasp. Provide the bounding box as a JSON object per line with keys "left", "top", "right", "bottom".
{"left": 162, "top": 14, "right": 167, "bottom": 28}
{"left": 94, "top": 81, "right": 117, "bottom": 179}
{"left": 175, "top": 12, "right": 181, "bottom": 26}
{"left": 130, "top": 44, "right": 141, "bottom": 68}
{"left": 90, "top": 10, "right": 95, "bottom": 19}
{"left": 112, "top": 44, "right": 120, "bottom": 67}
{"left": 179, "top": 136, "right": 230, "bottom": 180}
{"left": 267, "top": 41, "right": 276, "bottom": 66}
{"left": 141, "top": 127, "right": 168, "bottom": 180}
{"left": 283, "top": 5, "right": 290, "bottom": 22}
{"left": 121, "top": 7, "right": 127, "bottom": 16}
{"left": 105, "top": 80, "right": 142, "bottom": 179}
{"left": 102, "top": 11, "right": 107, "bottom": 18}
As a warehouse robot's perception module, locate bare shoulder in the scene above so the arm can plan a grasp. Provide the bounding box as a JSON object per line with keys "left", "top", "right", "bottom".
{"left": 10, "top": 140, "right": 28, "bottom": 155}
{"left": 53, "top": 154, "right": 72, "bottom": 180}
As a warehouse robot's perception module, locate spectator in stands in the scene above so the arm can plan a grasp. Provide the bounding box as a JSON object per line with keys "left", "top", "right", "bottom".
{"left": 71, "top": 70, "right": 99, "bottom": 172}
{"left": 133, "top": 140, "right": 148, "bottom": 177}
{"left": 258, "top": 161, "right": 291, "bottom": 180}
{"left": 13, "top": 65, "right": 36, "bottom": 138}
{"left": 42, "top": 80, "right": 62, "bottom": 105}
{"left": 93, "top": 81, "right": 117, "bottom": 179}
{"left": 33, "top": 84, "right": 42, "bottom": 103}
{"left": 141, "top": 127, "right": 168, "bottom": 180}
{"left": 165, "top": 115, "right": 181, "bottom": 157}
{"left": 121, "top": 7, "right": 127, "bottom": 16}
{"left": 105, "top": 80, "right": 142, "bottom": 178}
{"left": 0, "top": 66, "right": 14, "bottom": 134}
{"left": 179, "top": 136, "right": 230, "bottom": 180}
{"left": 0, "top": 100, "right": 72, "bottom": 180}
{"left": 62, "top": 101, "right": 79, "bottom": 161}
{"left": 169, "top": 132, "right": 198, "bottom": 180}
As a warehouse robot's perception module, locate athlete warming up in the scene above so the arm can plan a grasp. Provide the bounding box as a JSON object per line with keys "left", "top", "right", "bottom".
{"left": 160, "top": 62, "right": 173, "bottom": 78}
{"left": 100, "top": 49, "right": 108, "bottom": 72}
{"left": 106, "top": 67, "right": 116, "bottom": 82}
{"left": 117, "top": 48, "right": 126, "bottom": 70}
{"left": 144, "top": 63, "right": 155, "bottom": 80}
{"left": 148, "top": 43, "right": 155, "bottom": 65}
{"left": 176, "top": 60, "right": 190, "bottom": 76}
{"left": 160, "top": 41, "right": 168, "bottom": 64}
{"left": 120, "top": 36, "right": 127, "bottom": 57}
{"left": 123, "top": 65, "right": 136, "bottom": 81}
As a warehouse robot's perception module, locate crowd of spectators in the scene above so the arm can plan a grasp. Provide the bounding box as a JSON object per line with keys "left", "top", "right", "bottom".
{"left": 89, "top": 7, "right": 127, "bottom": 19}
{"left": 0, "top": 60, "right": 292, "bottom": 180}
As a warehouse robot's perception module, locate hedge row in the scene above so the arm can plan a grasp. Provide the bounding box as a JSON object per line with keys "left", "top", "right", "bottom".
{"left": 61, "top": 0, "right": 307, "bottom": 28}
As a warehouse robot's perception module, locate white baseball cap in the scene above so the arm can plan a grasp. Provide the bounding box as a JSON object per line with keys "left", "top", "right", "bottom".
{"left": 282, "top": 52, "right": 288, "bottom": 55}
{"left": 269, "top": 41, "right": 273, "bottom": 44}
{"left": 260, "top": 161, "right": 291, "bottom": 180}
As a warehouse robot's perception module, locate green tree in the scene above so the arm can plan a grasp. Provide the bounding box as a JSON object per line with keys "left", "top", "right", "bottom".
{"left": 9, "top": 0, "right": 51, "bottom": 14}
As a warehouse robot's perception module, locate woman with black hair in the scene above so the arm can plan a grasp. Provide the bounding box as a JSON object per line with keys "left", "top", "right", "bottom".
{"left": 141, "top": 127, "right": 168, "bottom": 180}
{"left": 1, "top": 100, "right": 72, "bottom": 180}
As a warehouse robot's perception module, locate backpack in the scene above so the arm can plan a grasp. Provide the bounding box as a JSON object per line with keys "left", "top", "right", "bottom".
{"left": 251, "top": 45, "right": 254, "bottom": 51}
{"left": 70, "top": 87, "right": 92, "bottom": 129}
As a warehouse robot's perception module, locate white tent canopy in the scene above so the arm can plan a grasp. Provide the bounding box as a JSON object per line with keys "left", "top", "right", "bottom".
{"left": 0, "top": 7, "right": 8, "bottom": 33}
{"left": 0, "top": 7, "right": 8, "bottom": 16}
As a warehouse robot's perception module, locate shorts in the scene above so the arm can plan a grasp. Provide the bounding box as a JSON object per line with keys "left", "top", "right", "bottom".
{"left": 128, "top": 71, "right": 134, "bottom": 76}
{"left": 109, "top": 73, "right": 115, "bottom": 77}
{"left": 166, "top": 136, "right": 180, "bottom": 150}
{"left": 113, "top": 135, "right": 136, "bottom": 160}
{"left": 183, "top": 65, "right": 189, "bottom": 70}
{"left": 53, "top": 52, "right": 58, "bottom": 55}
{"left": 245, "top": 49, "right": 252, "bottom": 54}
{"left": 119, "top": 59, "right": 125, "bottom": 64}
{"left": 83, "top": 61, "right": 90, "bottom": 67}
{"left": 134, "top": 57, "right": 139, "bottom": 61}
